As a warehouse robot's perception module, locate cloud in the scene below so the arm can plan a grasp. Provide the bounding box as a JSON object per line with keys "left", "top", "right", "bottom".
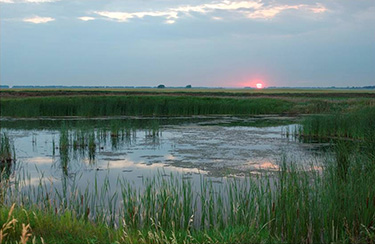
{"left": 310, "top": 3, "right": 327, "bottom": 14}
{"left": 246, "top": 5, "right": 301, "bottom": 19}
{"left": 93, "top": 0, "right": 327, "bottom": 24}
{"left": 1, "top": 0, "right": 58, "bottom": 2}
{"left": 212, "top": 16, "right": 223, "bottom": 20}
{"left": 24, "top": 0, "right": 58, "bottom": 2}
{"left": 23, "top": 16, "right": 55, "bottom": 23}
{"left": 165, "top": 19, "right": 176, "bottom": 24}
{"left": 78, "top": 16, "right": 95, "bottom": 21}
{"left": 173, "top": 0, "right": 263, "bottom": 13}
{"left": 94, "top": 10, "right": 178, "bottom": 22}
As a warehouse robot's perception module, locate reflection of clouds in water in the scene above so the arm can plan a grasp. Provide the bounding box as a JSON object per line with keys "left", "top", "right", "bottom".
{"left": 246, "top": 160, "right": 279, "bottom": 171}
{"left": 7, "top": 118, "right": 324, "bottom": 179}
{"left": 107, "top": 159, "right": 147, "bottom": 169}
{"left": 26, "top": 157, "right": 54, "bottom": 165}
{"left": 24, "top": 176, "right": 57, "bottom": 186}
{"left": 171, "top": 167, "right": 205, "bottom": 174}
{"left": 165, "top": 154, "right": 176, "bottom": 160}
{"left": 257, "top": 162, "right": 279, "bottom": 170}
{"left": 104, "top": 158, "right": 206, "bottom": 174}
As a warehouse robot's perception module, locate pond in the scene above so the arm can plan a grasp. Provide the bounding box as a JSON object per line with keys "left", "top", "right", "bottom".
{"left": 1, "top": 115, "right": 326, "bottom": 189}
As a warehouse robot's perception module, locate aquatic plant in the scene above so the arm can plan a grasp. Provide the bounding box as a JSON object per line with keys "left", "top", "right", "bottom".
{"left": 0, "top": 133, "right": 15, "bottom": 164}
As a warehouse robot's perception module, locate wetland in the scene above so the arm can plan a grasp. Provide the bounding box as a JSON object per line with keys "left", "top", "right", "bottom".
{"left": 1, "top": 89, "right": 375, "bottom": 244}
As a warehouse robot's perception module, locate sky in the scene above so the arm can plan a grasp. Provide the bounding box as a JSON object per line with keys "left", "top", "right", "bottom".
{"left": 0, "top": 0, "right": 374, "bottom": 88}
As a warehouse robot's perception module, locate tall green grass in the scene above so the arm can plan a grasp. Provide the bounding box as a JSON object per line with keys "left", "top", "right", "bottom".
{"left": 1, "top": 150, "right": 375, "bottom": 243}
{"left": 301, "top": 107, "right": 375, "bottom": 140}
{"left": 2, "top": 107, "right": 375, "bottom": 242}
{"left": 0, "top": 96, "right": 292, "bottom": 117}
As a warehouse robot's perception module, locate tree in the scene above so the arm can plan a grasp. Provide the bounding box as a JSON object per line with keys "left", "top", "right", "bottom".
{"left": 157, "top": 84, "right": 165, "bottom": 89}
{"left": 185, "top": 85, "right": 192, "bottom": 88}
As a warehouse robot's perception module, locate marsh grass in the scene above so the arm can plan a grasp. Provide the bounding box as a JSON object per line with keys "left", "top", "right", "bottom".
{"left": 1, "top": 148, "right": 375, "bottom": 243}
{"left": 301, "top": 107, "right": 375, "bottom": 140}
{"left": 0, "top": 134, "right": 15, "bottom": 164}
{"left": 56, "top": 124, "right": 157, "bottom": 157}
{"left": 0, "top": 96, "right": 292, "bottom": 117}
{"left": 50, "top": 125, "right": 161, "bottom": 177}
{"left": 0, "top": 134, "right": 15, "bottom": 183}
{"left": 1, "top": 107, "right": 375, "bottom": 242}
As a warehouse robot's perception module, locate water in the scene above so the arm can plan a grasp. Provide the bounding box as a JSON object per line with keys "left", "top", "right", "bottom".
{"left": 1, "top": 116, "right": 326, "bottom": 189}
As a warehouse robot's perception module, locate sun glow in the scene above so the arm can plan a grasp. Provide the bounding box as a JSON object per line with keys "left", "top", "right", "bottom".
{"left": 256, "top": 83, "right": 263, "bottom": 89}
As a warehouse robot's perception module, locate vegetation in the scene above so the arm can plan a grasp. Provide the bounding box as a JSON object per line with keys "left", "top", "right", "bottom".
{"left": 0, "top": 96, "right": 294, "bottom": 117}
{"left": 1, "top": 144, "right": 375, "bottom": 243}
{"left": 1, "top": 89, "right": 374, "bottom": 117}
{"left": 1, "top": 89, "right": 375, "bottom": 243}
{"left": 1, "top": 87, "right": 375, "bottom": 97}
{"left": 0, "top": 134, "right": 15, "bottom": 180}
{"left": 301, "top": 107, "right": 375, "bottom": 141}
{"left": 0, "top": 205, "right": 270, "bottom": 244}
{"left": 0, "top": 134, "right": 15, "bottom": 164}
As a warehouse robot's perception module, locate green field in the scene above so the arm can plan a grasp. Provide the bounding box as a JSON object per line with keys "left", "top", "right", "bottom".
{"left": 1, "top": 89, "right": 375, "bottom": 243}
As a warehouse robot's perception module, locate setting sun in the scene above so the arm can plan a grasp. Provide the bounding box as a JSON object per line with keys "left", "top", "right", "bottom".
{"left": 256, "top": 83, "right": 263, "bottom": 89}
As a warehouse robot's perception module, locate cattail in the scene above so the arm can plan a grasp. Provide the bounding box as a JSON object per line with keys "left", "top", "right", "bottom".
{"left": 272, "top": 202, "right": 275, "bottom": 213}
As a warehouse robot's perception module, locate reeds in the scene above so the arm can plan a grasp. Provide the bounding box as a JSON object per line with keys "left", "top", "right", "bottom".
{"left": 0, "top": 96, "right": 292, "bottom": 117}
{"left": 1, "top": 151, "right": 375, "bottom": 243}
{"left": 301, "top": 107, "right": 375, "bottom": 141}
{"left": 0, "top": 133, "right": 15, "bottom": 183}
{"left": 1, "top": 106, "right": 375, "bottom": 242}
{"left": 0, "top": 133, "right": 15, "bottom": 164}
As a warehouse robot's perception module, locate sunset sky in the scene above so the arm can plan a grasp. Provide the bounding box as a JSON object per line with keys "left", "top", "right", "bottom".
{"left": 1, "top": 0, "right": 374, "bottom": 88}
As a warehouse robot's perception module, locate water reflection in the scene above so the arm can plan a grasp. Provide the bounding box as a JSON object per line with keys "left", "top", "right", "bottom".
{"left": 0, "top": 116, "right": 328, "bottom": 187}
{"left": 250, "top": 161, "right": 280, "bottom": 171}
